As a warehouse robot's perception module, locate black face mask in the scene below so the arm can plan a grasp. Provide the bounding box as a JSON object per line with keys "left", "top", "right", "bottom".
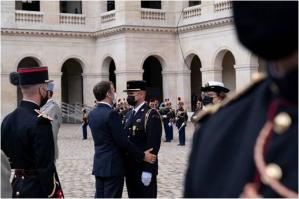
{"left": 127, "top": 96, "right": 137, "bottom": 106}
{"left": 203, "top": 96, "right": 213, "bottom": 106}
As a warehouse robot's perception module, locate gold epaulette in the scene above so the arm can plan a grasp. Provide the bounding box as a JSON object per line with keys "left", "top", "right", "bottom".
{"left": 34, "top": 109, "right": 53, "bottom": 121}
{"left": 191, "top": 72, "right": 267, "bottom": 123}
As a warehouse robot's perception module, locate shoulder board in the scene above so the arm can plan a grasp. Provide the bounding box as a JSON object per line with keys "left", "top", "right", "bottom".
{"left": 35, "top": 109, "right": 53, "bottom": 121}
{"left": 144, "top": 108, "right": 162, "bottom": 131}
{"left": 191, "top": 72, "right": 267, "bottom": 123}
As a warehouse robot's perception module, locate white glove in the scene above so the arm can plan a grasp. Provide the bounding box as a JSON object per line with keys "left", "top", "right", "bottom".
{"left": 168, "top": 122, "right": 172, "bottom": 127}
{"left": 182, "top": 122, "right": 186, "bottom": 127}
{"left": 162, "top": 115, "right": 167, "bottom": 118}
{"left": 141, "top": 171, "right": 152, "bottom": 186}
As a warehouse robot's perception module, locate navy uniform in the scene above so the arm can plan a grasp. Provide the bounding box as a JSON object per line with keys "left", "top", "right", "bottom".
{"left": 175, "top": 102, "right": 188, "bottom": 146}
{"left": 123, "top": 81, "right": 162, "bottom": 198}
{"left": 160, "top": 103, "right": 175, "bottom": 142}
{"left": 1, "top": 67, "right": 63, "bottom": 198}
{"left": 184, "top": 2, "right": 298, "bottom": 197}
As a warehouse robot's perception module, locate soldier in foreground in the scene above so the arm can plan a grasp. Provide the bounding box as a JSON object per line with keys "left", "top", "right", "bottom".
{"left": 185, "top": 1, "right": 298, "bottom": 197}
{"left": 123, "top": 80, "right": 162, "bottom": 198}
{"left": 1, "top": 67, "right": 63, "bottom": 198}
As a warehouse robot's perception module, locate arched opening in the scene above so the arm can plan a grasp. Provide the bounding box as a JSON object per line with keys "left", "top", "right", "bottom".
{"left": 190, "top": 55, "right": 202, "bottom": 111}
{"left": 61, "top": 59, "right": 83, "bottom": 106}
{"left": 143, "top": 56, "right": 163, "bottom": 103}
{"left": 222, "top": 51, "right": 236, "bottom": 91}
{"left": 17, "top": 57, "right": 41, "bottom": 105}
{"left": 109, "top": 60, "right": 116, "bottom": 90}
{"left": 15, "top": 0, "right": 40, "bottom": 11}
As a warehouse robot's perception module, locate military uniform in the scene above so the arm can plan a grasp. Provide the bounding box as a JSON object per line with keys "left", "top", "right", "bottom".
{"left": 123, "top": 80, "right": 162, "bottom": 198}
{"left": 160, "top": 106, "right": 175, "bottom": 142}
{"left": 175, "top": 107, "right": 188, "bottom": 146}
{"left": 184, "top": 2, "right": 298, "bottom": 198}
{"left": 1, "top": 67, "right": 63, "bottom": 198}
{"left": 41, "top": 82, "right": 62, "bottom": 161}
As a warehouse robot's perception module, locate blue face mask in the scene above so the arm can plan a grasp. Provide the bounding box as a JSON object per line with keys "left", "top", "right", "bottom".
{"left": 202, "top": 96, "right": 213, "bottom": 106}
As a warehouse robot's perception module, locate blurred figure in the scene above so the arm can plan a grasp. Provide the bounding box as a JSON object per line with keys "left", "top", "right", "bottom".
{"left": 41, "top": 82, "right": 62, "bottom": 162}
{"left": 82, "top": 108, "right": 88, "bottom": 140}
{"left": 185, "top": 1, "right": 298, "bottom": 197}
{"left": 1, "top": 150, "right": 12, "bottom": 198}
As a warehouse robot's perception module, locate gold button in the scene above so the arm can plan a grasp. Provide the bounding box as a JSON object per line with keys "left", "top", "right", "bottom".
{"left": 16, "top": 191, "right": 20, "bottom": 196}
{"left": 265, "top": 163, "right": 283, "bottom": 180}
{"left": 273, "top": 112, "right": 292, "bottom": 134}
{"left": 270, "top": 83, "right": 279, "bottom": 94}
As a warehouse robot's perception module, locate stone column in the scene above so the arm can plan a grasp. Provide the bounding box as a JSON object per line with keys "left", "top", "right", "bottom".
{"left": 115, "top": 69, "right": 143, "bottom": 100}
{"left": 200, "top": 67, "right": 222, "bottom": 84}
{"left": 234, "top": 64, "right": 259, "bottom": 90}
{"left": 176, "top": 70, "right": 191, "bottom": 111}
{"left": 162, "top": 70, "right": 178, "bottom": 105}
{"left": 49, "top": 72, "right": 62, "bottom": 105}
{"left": 1, "top": 73, "right": 17, "bottom": 120}
{"left": 82, "top": 73, "right": 105, "bottom": 106}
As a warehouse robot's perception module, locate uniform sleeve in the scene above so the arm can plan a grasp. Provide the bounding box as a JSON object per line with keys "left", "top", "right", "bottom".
{"left": 32, "top": 118, "right": 56, "bottom": 196}
{"left": 143, "top": 110, "right": 162, "bottom": 173}
{"left": 108, "top": 111, "right": 144, "bottom": 161}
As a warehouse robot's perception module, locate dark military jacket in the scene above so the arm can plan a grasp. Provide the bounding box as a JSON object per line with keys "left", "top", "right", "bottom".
{"left": 184, "top": 70, "right": 298, "bottom": 197}
{"left": 175, "top": 108, "right": 188, "bottom": 128}
{"left": 124, "top": 103, "right": 162, "bottom": 175}
{"left": 160, "top": 107, "right": 175, "bottom": 123}
{"left": 1, "top": 101, "right": 60, "bottom": 198}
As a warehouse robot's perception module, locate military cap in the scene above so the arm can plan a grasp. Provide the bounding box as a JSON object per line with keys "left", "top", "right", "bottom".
{"left": 201, "top": 81, "right": 229, "bottom": 93}
{"left": 123, "top": 80, "right": 147, "bottom": 92}
{"left": 233, "top": 1, "right": 298, "bottom": 60}
{"left": 9, "top": 66, "right": 51, "bottom": 86}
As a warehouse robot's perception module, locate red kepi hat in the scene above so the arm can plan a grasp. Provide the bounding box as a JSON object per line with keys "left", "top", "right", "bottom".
{"left": 10, "top": 67, "right": 52, "bottom": 86}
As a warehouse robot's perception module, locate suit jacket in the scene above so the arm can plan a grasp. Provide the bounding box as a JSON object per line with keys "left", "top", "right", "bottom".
{"left": 1, "top": 101, "right": 57, "bottom": 197}
{"left": 41, "top": 99, "right": 62, "bottom": 160}
{"left": 124, "top": 103, "right": 162, "bottom": 175}
{"left": 88, "top": 103, "right": 144, "bottom": 177}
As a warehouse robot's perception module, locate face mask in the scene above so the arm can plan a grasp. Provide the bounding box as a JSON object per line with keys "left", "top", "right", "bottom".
{"left": 40, "top": 91, "right": 48, "bottom": 107}
{"left": 127, "top": 95, "right": 137, "bottom": 106}
{"left": 112, "top": 92, "right": 117, "bottom": 104}
{"left": 203, "top": 96, "right": 213, "bottom": 106}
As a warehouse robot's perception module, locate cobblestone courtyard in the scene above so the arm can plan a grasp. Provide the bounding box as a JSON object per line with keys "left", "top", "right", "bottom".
{"left": 56, "top": 123, "right": 195, "bottom": 198}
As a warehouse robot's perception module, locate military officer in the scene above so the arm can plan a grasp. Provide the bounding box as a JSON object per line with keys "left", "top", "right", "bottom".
{"left": 41, "top": 82, "right": 62, "bottom": 162}
{"left": 185, "top": 1, "right": 298, "bottom": 197}
{"left": 1, "top": 67, "right": 63, "bottom": 198}
{"left": 201, "top": 81, "right": 229, "bottom": 106}
{"left": 175, "top": 101, "right": 188, "bottom": 146}
{"left": 160, "top": 101, "right": 175, "bottom": 142}
{"left": 123, "top": 80, "right": 162, "bottom": 198}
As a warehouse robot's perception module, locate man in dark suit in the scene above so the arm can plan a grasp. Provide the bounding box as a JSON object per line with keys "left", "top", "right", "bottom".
{"left": 1, "top": 67, "right": 63, "bottom": 198}
{"left": 184, "top": 1, "right": 298, "bottom": 198}
{"left": 88, "top": 81, "right": 157, "bottom": 198}
{"left": 123, "top": 80, "right": 162, "bottom": 198}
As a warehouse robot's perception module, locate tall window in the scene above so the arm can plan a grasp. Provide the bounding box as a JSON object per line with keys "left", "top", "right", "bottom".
{"left": 107, "top": 0, "right": 115, "bottom": 11}
{"left": 15, "top": 0, "right": 40, "bottom": 11}
{"left": 141, "top": 0, "right": 161, "bottom": 9}
{"left": 189, "top": 1, "right": 201, "bottom": 7}
{"left": 60, "top": 1, "right": 82, "bottom": 14}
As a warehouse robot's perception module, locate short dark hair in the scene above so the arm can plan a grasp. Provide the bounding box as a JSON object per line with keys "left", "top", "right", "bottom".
{"left": 93, "top": 81, "right": 113, "bottom": 101}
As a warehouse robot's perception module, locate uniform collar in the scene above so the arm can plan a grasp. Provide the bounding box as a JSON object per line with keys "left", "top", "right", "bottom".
{"left": 98, "top": 101, "right": 112, "bottom": 109}
{"left": 133, "top": 101, "right": 146, "bottom": 114}
{"left": 20, "top": 100, "right": 40, "bottom": 110}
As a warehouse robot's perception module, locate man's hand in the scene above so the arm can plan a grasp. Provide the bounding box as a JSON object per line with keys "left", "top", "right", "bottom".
{"left": 141, "top": 171, "right": 152, "bottom": 186}
{"left": 143, "top": 148, "right": 156, "bottom": 164}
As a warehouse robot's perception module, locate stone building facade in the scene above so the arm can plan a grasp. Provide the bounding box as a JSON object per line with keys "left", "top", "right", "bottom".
{"left": 1, "top": 0, "right": 265, "bottom": 119}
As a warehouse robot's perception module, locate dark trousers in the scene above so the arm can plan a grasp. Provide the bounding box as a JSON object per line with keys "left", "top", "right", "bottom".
{"left": 178, "top": 126, "right": 185, "bottom": 145}
{"left": 126, "top": 172, "right": 157, "bottom": 198}
{"left": 95, "top": 176, "right": 124, "bottom": 198}
{"left": 82, "top": 123, "right": 88, "bottom": 139}
{"left": 163, "top": 121, "right": 170, "bottom": 141}
{"left": 169, "top": 125, "right": 173, "bottom": 140}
